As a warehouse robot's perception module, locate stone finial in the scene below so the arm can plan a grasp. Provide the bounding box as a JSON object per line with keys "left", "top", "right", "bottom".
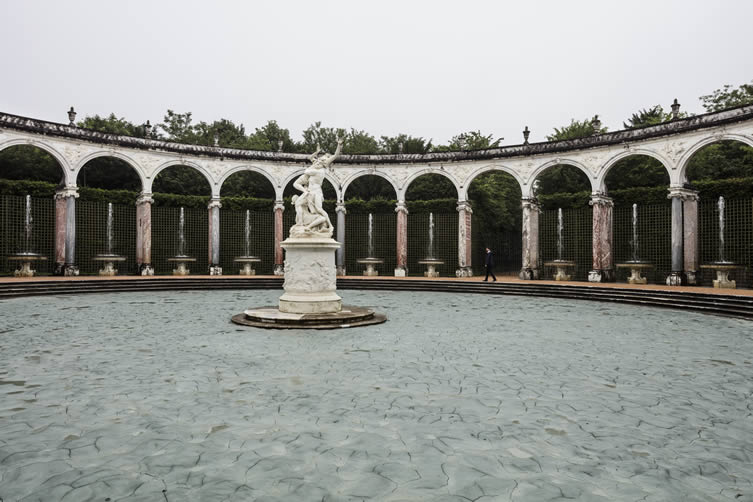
{"left": 591, "top": 115, "right": 601, "bottom": 135}
{"left": 144, "top": 120, "right": 152, "bottom": 137}
{"left": 277, "top": 139, "right": 284, "bottom": 152}
{"left": 671, "top": 98, "right": 681, "bottom": 120}
{"left": 67, "top": 107, "right": 76, "bottom": 126}
{"left": 523, "top": 126, "right": 530, "bottom": 145}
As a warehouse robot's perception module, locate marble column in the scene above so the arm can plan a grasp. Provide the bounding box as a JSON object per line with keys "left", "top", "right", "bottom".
{"left": 336, "top": 201, "right": 346, "bottom": 276}
{"left": 519, "top": 197, "right": 540, "bottom": 280}
{"left": 456, "top": 200, "right": 473, "bottom": 277}
{"left": 666, "top": 187, "right": 694, "bottom": 285}
{"left": 395, "top": 200, "right": 408, "bottom": 277}
{"left": 53, "top": 190, "right": 68, "bottom": 275}
{"left": 55, "top": 186, "right": 79, "bottom": 276}
{"left": 683, "top": 190, "right": 700, "bottom": 285}
{"left": 208, "top": 198, "right": 222, "bottom": 275}
{"left": 273, "top": 200, "right": 285, "bottom": 275}
{"left": 588, "top": 192, "right": 615, "bottom": 283}
{"left": 135, "top": 193, "right": 154, "bottom": 275}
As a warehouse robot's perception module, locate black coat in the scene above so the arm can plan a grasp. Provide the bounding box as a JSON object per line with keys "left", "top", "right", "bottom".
{"left": 485, "top": 251, "right": 494, "bottom": 267}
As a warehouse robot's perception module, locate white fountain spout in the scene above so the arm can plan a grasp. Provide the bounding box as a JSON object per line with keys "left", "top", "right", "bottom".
{"left": 24, "top": 194, "right": 33, "bottom": 254}
{"left": 631, "top": 203, "right": 639, "bottom": 262}
{"left": 178, "top": 207, "right": 186, "bottom": 257}
{"left": 718, "top": 196, "right": 726, "bottom": 263}
{"left": 244, "top": 209, "right": 251, "bottom": 257}
{"left": 427, "top": 212, "right": 435, "bottom": 260}
{"left": 557, "top": 208, "right": 564, "bottom": 261}
{"left": 106, "top": 203, "right": 114, "bottom": 255}
{"left": 368, "top": 213, "right": 374, "bottom": 257}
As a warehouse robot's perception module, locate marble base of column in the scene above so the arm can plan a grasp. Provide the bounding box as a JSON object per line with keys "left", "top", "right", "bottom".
{"left": 519, "top": 267, "right": 539, "bottom": 280}
{"left": 336, "top": 265, "right": 347, "bottom": 276}
{"left": 588, "top": 269, "right": 614, "bottom": 283}
{"left": 209, "top": 266, "right": 223, "bottom": 276}
{"left": 63, "top": 265, "right": 79, "bottom": 276}
{"left": 394, "top": 266, "right": 407, "bottom": 277}
{"left": 455, "top": 266, "right": 473, "bottom": 278}
{"left": 139, "top": 264, "right": 155, "bottom": 276}
{"left": 666, "top": 271, "right": 686, "bottom": 286}
{"left": 685, "top": 270, "right": 698, "bottom": 286}
{"left": 274, "top": 264, "right": 285, "bottom": 276}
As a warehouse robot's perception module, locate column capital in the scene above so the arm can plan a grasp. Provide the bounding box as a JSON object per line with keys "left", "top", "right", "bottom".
{"left": 273, "top": 200, "right": 285, "bottom": 212}
{"left": 456, "top": 200, "right": 473, "bottom": 213}
{"left": 667, "top": 186, "right": 699, "bottom": 201}
{"left": 521, "top": 197, "right": 540, "bottom": 211}
{"left": 207, "top": 198, "right": 222, "bottom": 209}
{"left": 136, "top": 192, "right": 154, "bottom": 205}
{"left": 54, "top": 185, "right": 79, "bottom": 200}
{"left": 589, "top": 192, "right": 613, "bottom": 207}
{"left": 395, "top": 201, "right": 408, "bottom": 214}
{"left": 335, "top": 201, "right": 347, "bottom": 214}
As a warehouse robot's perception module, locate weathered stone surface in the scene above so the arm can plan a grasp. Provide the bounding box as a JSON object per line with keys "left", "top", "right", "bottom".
{"left": 279, "top": 237, "right": 341, "bottom": 313}
{"left": 1, "top": 290, "right": 752, "bottom": 500}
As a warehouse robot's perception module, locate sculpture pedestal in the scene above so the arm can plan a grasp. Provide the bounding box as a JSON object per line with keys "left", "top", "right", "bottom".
{"left": 279, "top": 237, "right": 342, "bottom": 314}
{"left": 168, "top": 257, "right": 196, "bottom": 276}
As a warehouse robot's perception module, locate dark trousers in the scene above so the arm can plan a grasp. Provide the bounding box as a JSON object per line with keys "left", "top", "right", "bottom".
{"left": 484, "top": 265, "right": 496, "bottom": 281}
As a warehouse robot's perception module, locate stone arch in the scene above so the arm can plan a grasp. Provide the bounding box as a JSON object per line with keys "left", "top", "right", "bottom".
{"left": 402, "top": 169, "right": 460, "bottom": 200}
{"left": 74, "top": 150, "right": 146, "bottom": 191}
{"left": 218, "top": 164, "right": 278, "bottom": 198}
{"left": 148, "top": 160, "right": 214, "bottom": 195}
{"left": 527, "top": 159, "right": 594, "bottom": 197}
{"left": 462, "top": 164, "right": 524, "bottom": 201}
{"left": 281, "top": 169, "right": 342, "bottom": 201}
{"left": 596, "top": 149, "right": 672, "bottom": 192}
{"left": 341, "top": 170, "right": 400, "bottom": 200}
{"left": 677, "top": 133, "right": 753, "bottom": 184}
{"left": 0, "top": 138, "right": 72, "bottom": 184}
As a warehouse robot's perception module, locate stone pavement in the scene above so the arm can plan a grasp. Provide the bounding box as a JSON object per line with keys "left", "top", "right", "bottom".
{"left": 1, "top": 290, "right": 752, "bottom": 501}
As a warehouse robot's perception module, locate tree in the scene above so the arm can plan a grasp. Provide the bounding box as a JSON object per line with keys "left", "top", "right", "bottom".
{"left": 623, "top": 106, "right": 668, "bottom": 129}
{"left": 157, "top": 110, "right": 197, "bottom": 143}
{"left": 247, "top": 120, "right": 296, "bottom": 152}
{"left": 343, "top": 129, "right": 380, "bottom": 155}
{"left": 546, "top": 116, "right": 607, "bottom": 141}
{"left": 700, "top": 81, "right": 753, "bottom": 112}
{"left": 405, "top": 174, "right": 457, "bottom": 200}
{"left": 433, "top": 131, "right": 501, "bottom": 152}
{"left": 193, "top": 118, "right": 249, "bottom": 148}
{"left": 300, "top": 122, "right": 346, "bottom": 153}
{"left": 686, "top": 140, "right": 753, "bottom": 181}
{"left": 468, "top": 172, "right": 522, "bottom": 233}
{"left": 379, "top": 134, "right": 433, "bottom": 154}
{"left": 0, "top": 145, "right": 64, "bottom": 183}
{"left": 77, "top": 113, "right": 149, "bottom": 137}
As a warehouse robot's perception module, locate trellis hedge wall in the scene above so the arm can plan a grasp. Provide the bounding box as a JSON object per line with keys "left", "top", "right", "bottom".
{"left": 539, "top": 207, "right": 593, "bottom": 281}
{"left": 699, "top": 197, "right": 751, "bottom": 288}
{"left": 0, "top": 194, "right": 55, "bottom": 275}
{"left": 471, "top": 223, "right": 522, "bottom": 276}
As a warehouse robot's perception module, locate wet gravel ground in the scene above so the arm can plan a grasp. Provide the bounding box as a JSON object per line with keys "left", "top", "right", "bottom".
{"left": 1, "top": 290, "right": 752, "bottom": 501}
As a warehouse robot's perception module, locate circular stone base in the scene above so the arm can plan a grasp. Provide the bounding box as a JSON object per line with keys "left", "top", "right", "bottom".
{"left": 232, "top": 305, "right": 387, "bottom": 330}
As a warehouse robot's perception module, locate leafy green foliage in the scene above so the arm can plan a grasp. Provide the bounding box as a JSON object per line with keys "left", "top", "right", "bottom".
{"left": 468, "top": 172, "right": 522, "bottom": 233}
{"left": 344, "top": 175, "right": 396, "bottom": 200}
{"left": 535, "top": 165, "right": 591, "bottom": 195}
{"left": 700, "top": 81, "right": 753, "bottom": 112}
{"left": 405, "top": 174, "right": 457, "bottom": 200}
{"left": 686, "top": 141, "right": 753, "bottom": 180}
{"left": 220, "top": 171, "right": 276, "bottom": 198}
{"left": 153, "top": 166, "right": 211, "bottom": 195}
{"left": 0, "top": 145, "right": 64, "bottom": 183}
{"left": 604, "top": 155, "right": 669, "bottom": 190}
{"left": 246, "top": 120, "right": 296, "bottom": 152}
{"left": 78, "top": 157, "right": 142, "bottom": 191}
{"left": 379, "top": 134, "right": 433, "bottom": 154}
{"left": 77, "top": 113, "right": 149, "bottom": 137}
{"left": 432, "top": 131, "right": 501, "bottom": 152}
{"left": 546, "top": 116, "right": 607, "bottom": 141}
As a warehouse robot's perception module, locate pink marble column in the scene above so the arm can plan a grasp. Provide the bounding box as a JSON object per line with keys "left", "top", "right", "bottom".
{"left": 682, "top": 190, "right": 700, "bottom": 285}
{"left": 135, "top": 193, "right": 154, "bottom": 275}
{"left": 53, "top": 192, "right": 67, "bottom": 274}
{"left": 395, "top": 201, "right": 408, "bottom": 276}
{"left": 519, "top": 197, "right": 540, "bottom": 280}
{"left": 208, "top": 198, "right": 222, "bottom": 275}
{"left": 588, "top": 193, "right": 614, "bottom": 282}
{"left": 273, "top": 200, "right": 285, "bottom": 275}
{"left": 456, "top": 200, "right": 473, "bottom": 277}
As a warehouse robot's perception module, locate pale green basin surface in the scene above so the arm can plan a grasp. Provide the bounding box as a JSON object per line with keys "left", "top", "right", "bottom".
{"left": 0, "top": 290, "right": 751, "bottom": 501}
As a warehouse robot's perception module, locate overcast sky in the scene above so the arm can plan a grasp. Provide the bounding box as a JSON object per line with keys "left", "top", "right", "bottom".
{"left": 1, "top": 0, "right": 751, "bottom": 146}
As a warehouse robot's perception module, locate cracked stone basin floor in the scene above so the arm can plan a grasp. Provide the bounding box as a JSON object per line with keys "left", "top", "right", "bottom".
{"left": 1, "top": 290, "right": 752, "bottom": 501}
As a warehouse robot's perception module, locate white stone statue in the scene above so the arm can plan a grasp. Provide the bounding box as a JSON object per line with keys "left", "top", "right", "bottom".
{"left": 290, "top": 138, "right": 343, "bottom": 238}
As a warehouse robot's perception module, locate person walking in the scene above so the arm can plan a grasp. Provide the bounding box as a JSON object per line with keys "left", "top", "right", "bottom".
{"left": 483, "top": 247, "right": 497, "bottom": 282}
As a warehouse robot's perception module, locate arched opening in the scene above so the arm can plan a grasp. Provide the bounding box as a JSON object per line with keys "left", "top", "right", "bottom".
{"left": 603, "top": 155, "right": 671, "bottom": 284}
{"left": 75, "top": 157, "right": 144, "bottom": 274}
{"left": 0, "top": 145, "right": 66, "bottom": 275}
{"left": 151, "top": 165, "right": 213, "bottom": 275}
{"left": 686, "top": 140, "right": 753, "bottom": 286}
{"left": 219, "top": 170, "right": 277, "bottom": 275}
{"left": 404, "top": 173, "right": 458, "bottom": 276}
{"left": 532, "top": 164, "right": 592, "bottom": 281}
{"left": 344, "top": 175, "right": 398, "bottom": 275}
{"left": 467, "top": 170, "right": 522, "bottom": 276}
